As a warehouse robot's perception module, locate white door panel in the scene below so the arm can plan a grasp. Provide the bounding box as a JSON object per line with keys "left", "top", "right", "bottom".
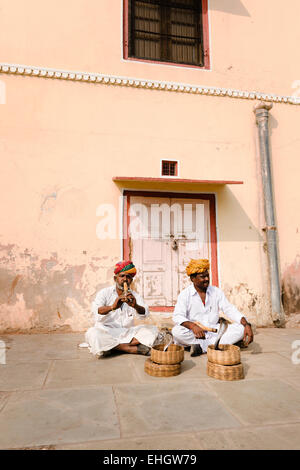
{"left": 130, "top": 196, "right": 211, "bottom": 306}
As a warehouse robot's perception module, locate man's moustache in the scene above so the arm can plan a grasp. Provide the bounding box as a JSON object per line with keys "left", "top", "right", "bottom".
{"left": 116, "top": 282, "right": 130, "bottom": 291}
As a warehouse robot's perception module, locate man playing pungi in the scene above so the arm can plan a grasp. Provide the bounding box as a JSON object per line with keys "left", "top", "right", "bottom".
{"left": 85, "top": 261, "right": 158, "bottom": 357}
{"left": 172, "top": 259, "right": 254, "bottom": 357}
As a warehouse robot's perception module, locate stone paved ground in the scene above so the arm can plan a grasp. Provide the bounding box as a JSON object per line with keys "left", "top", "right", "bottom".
{"left": 0, "top": 327, "right": 300, "bottom": 450}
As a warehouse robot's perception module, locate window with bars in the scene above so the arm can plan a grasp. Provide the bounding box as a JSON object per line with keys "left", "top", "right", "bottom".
{"left": 161, "top": 160, "right": 178, "bottom": 176}
{"left": 124, "top": 0, "right": 208, "bottom": 68}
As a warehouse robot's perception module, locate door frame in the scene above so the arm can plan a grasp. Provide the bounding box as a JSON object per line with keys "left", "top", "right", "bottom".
{"left": 122, "top": 190, "right": 219, "bottom": 310}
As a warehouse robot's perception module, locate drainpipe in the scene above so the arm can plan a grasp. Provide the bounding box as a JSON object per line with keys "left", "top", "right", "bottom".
{"left": 254, "top": 102, "right": 285, "bottom": 327}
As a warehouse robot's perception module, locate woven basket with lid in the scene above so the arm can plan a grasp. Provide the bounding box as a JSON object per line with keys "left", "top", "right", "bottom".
{"left": 144, "top": 358, "right": 181, "bottom": 377}
{"left": 207, "top": 344, "right": 241, "bottom": 366}
{"left": 207, "top": 361, "right": 244, "bottom": 381}
{"left": 151, "top": 344, "right": 184, "bottom": 365}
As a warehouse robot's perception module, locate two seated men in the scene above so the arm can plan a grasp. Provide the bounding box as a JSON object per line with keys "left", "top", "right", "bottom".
{"left": 85, "top": 259, "right": 253, "bottom": 358}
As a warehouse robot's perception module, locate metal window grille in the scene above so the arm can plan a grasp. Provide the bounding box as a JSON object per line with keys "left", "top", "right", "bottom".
{"left": 128, "top": 0, "right": 204, "bottom": 66}
{"left": 162, "top": 160, "right": 178, "bottom": 176}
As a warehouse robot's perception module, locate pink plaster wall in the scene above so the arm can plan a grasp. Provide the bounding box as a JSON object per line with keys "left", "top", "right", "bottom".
{"left": 0, "top": 0, "right": 299, "bottom": 331}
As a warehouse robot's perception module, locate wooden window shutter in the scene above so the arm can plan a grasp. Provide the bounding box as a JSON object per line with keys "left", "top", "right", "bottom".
{"left": 127, "top": 0, "right": 204, "bottom": 67}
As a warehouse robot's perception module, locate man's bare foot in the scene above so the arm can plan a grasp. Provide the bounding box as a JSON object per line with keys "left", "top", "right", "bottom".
{"left": 112, "top": 343, "right": 150, "bottom": 355}
{"left": 114, "top": 343, "right": 138, "bottom": 354}
{"left": 136, "top": 344, "right": 151, "bottom": 356}
{"left": 130, "top": 337, "right": 140, "bottom": 346}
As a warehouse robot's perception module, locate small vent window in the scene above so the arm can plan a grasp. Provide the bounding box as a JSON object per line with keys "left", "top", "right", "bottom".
{"left": 161, "top": 160, "right": 178, "bottom": 176}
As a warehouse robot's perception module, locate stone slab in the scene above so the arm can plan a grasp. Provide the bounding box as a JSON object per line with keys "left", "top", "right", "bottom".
{"left": 1, "top": 330, "right": 300, "bottom": 450}
{"left": 242, "top": 352, "right": 300, "bottom": 378}
{"left": 0, "top": 392, "right": 10, "bottom": 412}
{"left": 242, "top": 335, "right": 295, "bottom": 355}
{"left": 56, "top": 432, "right": 201, "bottom": 450}
{"left": 277, "top": 350, "right": 296, "bottom": 360}
{"left": 44, "top": 354, "right": 138, "bottom": 389}
{"left": 0, "top": 333, "right": 84, "bottom": 346}
{"left": 195, "top": 423, "right": 300, "bottom": 450}
{"left": 207, "top": 379, "right": 300, "bottom": 425}
{"left": 0, "top": 386, "right": 119, "bottom": 449}
{"left": 131, "top": 353, "right": 208, "bottom": 384}
{"left": 0, "top": 362, "right": 50, "bottom": 391}
{"left": 261, "top": 328, "right": 300, "bottom": 337}
{"left": 0, "top": 333, "right": 84, "bottom": 363}
{"left": 114, "top": 382, "right": 241, "bottom": 438}
{"left": 280, "top": 375, "right": 300, "bottom": 391}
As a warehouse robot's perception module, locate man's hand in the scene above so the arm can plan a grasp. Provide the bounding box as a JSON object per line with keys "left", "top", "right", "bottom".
{"left": 123, "top": 293, "right": 137, "bottom": 308}
{"left": 124, "top": 293, "right": 146, "bottom": 315}
{"left": 240, "top": 317, "right": 254, "bottom": 346}
{"left": 191, "top": 323, "right": 206, "bottom": 339}
{"left": 243, "top": 324, "right": 254, "bottom": 346}
{"left": 98, "top": 292, "right": 142, "bottom": 316}
{"left": 181, "top": 321, "right": 206, "bottom": 339}
{"left": 111, "top": 296, "right": 125, "bottom": 311}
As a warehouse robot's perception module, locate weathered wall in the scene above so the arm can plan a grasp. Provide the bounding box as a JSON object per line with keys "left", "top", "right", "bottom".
{"left": 1, "top": 0, "right": 299, "bottom": 94}
{"left": 0, "top": 244, "right": 119, "bottom": 333}
{"left": 0, "top": 0, "right": 299, "bottom": 331}
{"left": 282, "top": 256, "right": 300, "bottom": 314}
{"left": 268, "top": 104, "right": 300, "bottom": 316}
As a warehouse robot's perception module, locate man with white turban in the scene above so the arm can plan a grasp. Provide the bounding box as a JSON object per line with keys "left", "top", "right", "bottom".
{"left": 172, "top": 259, "right": 254, "bottom": 356}
{"left": 85, "top": 260, "right": 158, "bottom": 357}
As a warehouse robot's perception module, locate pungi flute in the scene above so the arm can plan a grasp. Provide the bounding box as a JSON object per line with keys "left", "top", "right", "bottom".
{"left": 123, "top": 281, "right": 128, "bottom": 296}
{"left": 194, "top": 321, "right": 217, "bottom": 333}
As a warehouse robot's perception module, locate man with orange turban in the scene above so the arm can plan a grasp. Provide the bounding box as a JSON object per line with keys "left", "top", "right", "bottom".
{"left": 172, "top": 259, "right": 253, "bottom": 356}
{"left": 85, "top": 260, "right": 158, "bottom": 357}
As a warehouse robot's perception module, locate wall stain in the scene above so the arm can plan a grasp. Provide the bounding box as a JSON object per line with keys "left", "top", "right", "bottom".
{"left": 282, "top": 255, "right": 300, "bottom": 314}
{"left": 223, "top": 283, "right": 272, "bottom": 327}
{"left": 7, "top": 275, "right": 22, "bottom": 303}
{"left": 40, "top": 192, "right": 57, "bottom": 213}
{"left": 0, "top": 243, "right": 118, "bottom": 333}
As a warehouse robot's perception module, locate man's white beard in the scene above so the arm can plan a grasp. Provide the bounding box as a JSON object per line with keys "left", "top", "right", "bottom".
{"left": 116, "top": 282, "right": 131, "bottom": 292}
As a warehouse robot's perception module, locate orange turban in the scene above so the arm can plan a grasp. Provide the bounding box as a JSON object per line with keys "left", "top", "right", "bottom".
{"left": 186, "top": 259, "right": 210, "bottom": 276}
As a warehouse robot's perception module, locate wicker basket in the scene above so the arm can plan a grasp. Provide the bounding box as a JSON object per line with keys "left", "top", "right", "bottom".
{"left": 207, "top": 361, "right": 244, "bottom": 381}
{"left": 151, "top": 344, "right": 184, "bottom": 365}
{"left": 207, "top": 344, "right": 241, "bottom": 366}
{"left": 144, "top": 358, "right": 181, "bottom": 377}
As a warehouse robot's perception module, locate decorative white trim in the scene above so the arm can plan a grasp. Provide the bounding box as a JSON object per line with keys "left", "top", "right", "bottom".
{"left": 0, "top": 62, "right": 299, "bottom": 105}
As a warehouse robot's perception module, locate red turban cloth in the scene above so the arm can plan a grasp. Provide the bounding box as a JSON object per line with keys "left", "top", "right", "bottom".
{"left": 114, "top": 260, "right": 137, "bottom": 277}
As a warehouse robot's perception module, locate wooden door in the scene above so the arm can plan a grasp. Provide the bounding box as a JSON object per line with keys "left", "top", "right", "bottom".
{"left": 129, "top": 196, "right": 172, "bottom": 306}
{"left": 170, "top": 198, "right": 210, "bottom": 304}
{"left": 128, "top": 194, "right": 213, "bottom": 307}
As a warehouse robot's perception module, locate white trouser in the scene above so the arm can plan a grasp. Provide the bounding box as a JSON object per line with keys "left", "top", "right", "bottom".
{"left": 172, "top": 322, "right": 245, "bottom": 353}
{"left": 85, "top": 324, "right": 158, "bottom": 356}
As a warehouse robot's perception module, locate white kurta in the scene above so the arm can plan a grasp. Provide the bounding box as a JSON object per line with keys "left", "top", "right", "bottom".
{"left": 85, "top": 286, "right": 158, "bottom": 356}
{"left": 172, "top": 285, "right": 245, "bottom": 352}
